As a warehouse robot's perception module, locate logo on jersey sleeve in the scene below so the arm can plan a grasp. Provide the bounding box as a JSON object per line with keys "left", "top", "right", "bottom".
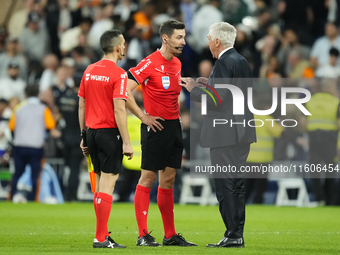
{"left": 162, "top": 76, "right": 170, "bottom": 90}
{"left": 85, "top": 73, "right": 90, "bottom": 81}
{"left": 120, "top": 73, "right": 126, "bottom": 95}
{"left": 134, "top": 59, "right": 152, "bottom": 75}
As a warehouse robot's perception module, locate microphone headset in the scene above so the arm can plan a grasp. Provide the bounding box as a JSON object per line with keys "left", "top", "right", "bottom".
{"left": 119, "top": 46, "right": 125, "bottom": 57}
{"left": 165, "top": 39, "right": 180, "bottom": 50}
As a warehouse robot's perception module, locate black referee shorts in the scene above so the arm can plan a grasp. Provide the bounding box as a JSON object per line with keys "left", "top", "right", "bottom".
{"left": 87, "top": 128, "right": 123, "bottom": 175}
{"left": 141, "top": 119, "right": 183, "bottom": 171}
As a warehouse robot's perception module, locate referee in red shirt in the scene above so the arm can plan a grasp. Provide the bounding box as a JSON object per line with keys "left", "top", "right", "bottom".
{"left": 79, "top": 30, "right": 133, "bottom": 248}
{"left": 127, "top": 20, "right": 196, "bottom": 247}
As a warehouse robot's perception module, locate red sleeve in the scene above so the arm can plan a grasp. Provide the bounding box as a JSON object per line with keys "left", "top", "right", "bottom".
{"left": 113, "top": 71, "right": 128, "bottom": 100}
{"left": 78, "top": 76, "right": 85, "bottom": 98}
{"left": 129, "top": 58, "right": 153, "bottom": 84}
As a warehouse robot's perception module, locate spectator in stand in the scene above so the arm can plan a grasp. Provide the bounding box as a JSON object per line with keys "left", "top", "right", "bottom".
{"left": 60, "top": 18, "right": 93, "bottom": 55}
{"left": 51, "top": 66, "right": 82, "bottom": 201}
{"left": 234, "top": 24, "right": 253, "bottom": 63}
{"left": 121, "top": 19, "right": 148, "bottom": 71}
{"left": 316, "top": 47, "right": 340, "bottom": 78}
{"left": 310, "top": 22, "right": 340, "bottom": 71}
{"left": 309, "top": 0, "right": 331, "bottom": 40}
{"left": 39, "top": 54, "right": 59, "bottom": 93}
{"left": 256, "top": 35, "right": 278, "bottom": 78}
{"left": 133, "top": 2, "right": 156, "bottom": 41}
{"left": 288, "top": 49, "right": 314, "bottom": 78}
{"left": 8, "top": 0, "right": 36, "bottom": 37}
{"left": 180, "top": 0, "right": 198, "bottom": 35}
{"left": 261, "top": 56, "right": 284, "bottom": 78}
{"left": 46, "top": 0, "right": 76, "bottom": 58}
{"left": 71, "top": 46, "right": 90, "bottom": 73}
{"left": 0, "top": 37, "right": 27, "bottom": 80}
{"left": 114, "top": 0, "right": 139, "bottom": 23}
{"left": 192, "top": 0, "right": 223, "bottom": 55}
{"left": 88, "top": 4, "right": 115, "bottom": 52}
{"left": 0, "top": 62, "right": 26, "bottom": 101}
{"left": 50, "top": 66, "right": 70, "bottom": 98}
{"left": 277, "top": 28, "right": 310, "bottom": 76}
{"left": 77, "top": 0, "right": 99, "bottom": 20}
{"left": 60, "top": 58, "right": 76, "bottom": 88}
{"left": 278, "top": 0, "right": 312, "bottom": 44}
{"left": 222, "top": 0, "right": 249, "bottom": 25}
{"left": 9, "top": 85, "right": 60, "bottom": 202}
{"left": 19, "top": 11, "right": 50, "bottom": 64}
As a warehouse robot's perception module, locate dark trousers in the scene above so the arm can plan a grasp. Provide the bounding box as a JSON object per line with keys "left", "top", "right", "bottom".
{"left": 309, "top": 130, "right": 337, "bottom": 205}
{"left": 11, "top": 146, "right": 44, "bottom": 201}
{"left": 210, "top": 143, "right": 250, "bottom": 239}
{"left": 63, "top": 144, "right": 83, "bottom": 201}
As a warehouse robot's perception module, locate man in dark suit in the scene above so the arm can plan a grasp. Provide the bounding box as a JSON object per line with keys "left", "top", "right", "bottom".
{"left": 181, "top": 22, "right": 256, "bottom": 248}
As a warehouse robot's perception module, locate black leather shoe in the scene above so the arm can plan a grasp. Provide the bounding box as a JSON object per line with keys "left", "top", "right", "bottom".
{"left": 163, "top": 233, "right": 197, "bottom": 246}
{"left": 206, "top": 237, "right": 244, "bottom": 248}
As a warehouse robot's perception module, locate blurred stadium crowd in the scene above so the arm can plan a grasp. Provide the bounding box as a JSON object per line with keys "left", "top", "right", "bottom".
{"left": 1, "top": 0, "right": 340, "bottom": 204}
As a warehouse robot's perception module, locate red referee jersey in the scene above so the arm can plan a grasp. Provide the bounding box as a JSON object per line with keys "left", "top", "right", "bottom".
{"left": 129, "top": 50, "right": 182, "bottom": 120}
{"left": 78, "top": 59, "right": 128, "bottom": 129}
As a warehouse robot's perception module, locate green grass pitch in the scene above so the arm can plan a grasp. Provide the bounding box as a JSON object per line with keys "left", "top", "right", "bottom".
{"left": 0, "top": 202, "right": 339, "bottom": 255}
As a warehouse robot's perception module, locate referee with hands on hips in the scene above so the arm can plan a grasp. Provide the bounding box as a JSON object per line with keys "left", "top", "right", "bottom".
{"left": 79, "top": 29, "right": 133, "bottom": 249}
{"left": 126, "top": 20, "right": 197, "bottom": 247}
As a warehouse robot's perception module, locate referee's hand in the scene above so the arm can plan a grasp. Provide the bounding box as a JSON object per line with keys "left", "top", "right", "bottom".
{"left": 80, "top": 139, "right": 89, "bottom": 156}
{"left": 141, "top": 113, "right": 164, "bottom": 132}
{"left": 123, "top": 143, "right": 134, "bottom": 160}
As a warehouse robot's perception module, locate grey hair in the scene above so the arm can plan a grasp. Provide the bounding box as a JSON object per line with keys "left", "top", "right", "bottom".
{"left": 208, "top": 22, "right": 237, "bottom": 47}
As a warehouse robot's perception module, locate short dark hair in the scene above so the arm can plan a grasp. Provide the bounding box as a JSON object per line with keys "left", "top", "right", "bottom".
{"left": 330, "top": 47, "right": 340, "bottom": 57}
{"left": 327, "top": 21, "right": 338, "bottom": 28}
{"left": 159, "top": 20, "right": 185, "bottom": 38}
{"left": 100, "top": 29, "right": 123, "bottom": 54}
{"left": 0, "top": 98, "right": 8, "bottom": 104}
{"left": 25, "top": 85, "right": 40, "bottom": 98}
{"left": 72, "top": 46, "right": 85, "bottom": 56}
{"left": 79, "top": 17, "right": 93, "bottom": 26}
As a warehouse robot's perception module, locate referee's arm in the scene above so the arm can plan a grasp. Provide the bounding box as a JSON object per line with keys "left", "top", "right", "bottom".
{"left": 126, "top": 78, "right": 145, "bottom": 120}
{"left": 78, "top": 97, "right": 86, "bottom": 131}
{"left": 78, "top": 97, "right": 89, "bottom": 156}
{"left": 114, "top": 99, "right": 133, "bottom": 160}
{"left": 126, "top": 74, "right": 164, "bottom": 132}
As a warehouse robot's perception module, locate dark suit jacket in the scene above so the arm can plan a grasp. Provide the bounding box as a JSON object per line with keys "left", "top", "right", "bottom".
{"left": 191, "top": 48, "right": 256, "bottom": 148}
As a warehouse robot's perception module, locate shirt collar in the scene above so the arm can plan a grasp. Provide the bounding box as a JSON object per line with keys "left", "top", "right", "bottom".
{"left": 157, "top": 49, "right": 173, "bottom": 61}
{"left": 27, "top": 97, "right": 40, "bottom": 104}
{"left": 218, "top": 47, "right": 233, "bottom": 59}
{"left": 102, "top": 58, "right": 117, "bottom": 64}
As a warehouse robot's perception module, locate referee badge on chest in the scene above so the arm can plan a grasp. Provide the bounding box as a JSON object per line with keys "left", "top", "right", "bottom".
{"left": 162, "top": 76, "right": 170, "bottom": 90}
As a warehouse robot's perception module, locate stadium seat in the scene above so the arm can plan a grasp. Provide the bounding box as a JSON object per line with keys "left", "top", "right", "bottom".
{"left": 179, "top": 174, "right": 217, "bottom": 206}
{"left": 275, "top": 178, "right": 311, "bottom": 207}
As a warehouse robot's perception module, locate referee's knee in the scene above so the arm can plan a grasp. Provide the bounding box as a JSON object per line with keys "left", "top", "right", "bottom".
{"left": 138, "top": 171, "right": 157, "bottom": 189}
{"left": 159, "top": 175, "right": 175, "bottom": 189}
